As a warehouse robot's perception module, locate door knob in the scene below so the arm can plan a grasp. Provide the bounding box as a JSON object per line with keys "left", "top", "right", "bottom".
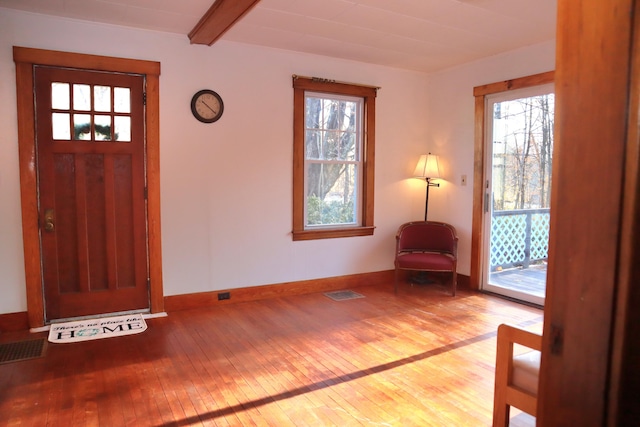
{"left": 44, "top": 208, "right": 55, "bottom": 232}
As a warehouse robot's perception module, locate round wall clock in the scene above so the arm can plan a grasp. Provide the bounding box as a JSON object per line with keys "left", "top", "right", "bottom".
{"left": 191, "top": 89, "right": 224, "bottom": 123}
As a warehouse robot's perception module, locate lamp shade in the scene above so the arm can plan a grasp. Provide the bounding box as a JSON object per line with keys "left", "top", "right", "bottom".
{"left": 413, "top": 153, "right": 440, "bottom": 179}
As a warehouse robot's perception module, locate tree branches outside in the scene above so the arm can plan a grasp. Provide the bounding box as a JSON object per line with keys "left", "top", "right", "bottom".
{"left": 305, "top": 95, "right": 360, "bottom": 225}
{"left": 492, "top": 94, "right": 554, "bottom": 211}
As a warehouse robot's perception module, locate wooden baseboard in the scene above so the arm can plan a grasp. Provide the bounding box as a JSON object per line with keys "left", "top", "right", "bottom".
{"left": 165, "top": 270, "right": 472, "bottom": 312}
{"left": 165, "top": 270, "right": 396, "bottom": 312}
{"left": 459, "top": 273, "right": 471, "bottom": 290}
{"left": 0, "top": 271, "right": 472, "bottom": 328}
{"left": 0, "top": 311, "right": 30, "bottom": 332}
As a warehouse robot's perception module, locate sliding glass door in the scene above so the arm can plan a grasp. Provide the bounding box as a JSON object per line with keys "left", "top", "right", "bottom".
{"left": 482, "top": 84, "right": 554, "bottom": 305}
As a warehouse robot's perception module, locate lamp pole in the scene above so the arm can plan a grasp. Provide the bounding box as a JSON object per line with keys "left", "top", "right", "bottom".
{"left": 424, "top": 177, "right": 440, "bottom": 221}
{"left": 414, "top": 153, "right": 441, "bottom": 221}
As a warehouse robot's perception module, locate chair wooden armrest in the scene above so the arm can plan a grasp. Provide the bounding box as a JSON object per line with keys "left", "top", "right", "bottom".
{"left": 493, "top": 324, "right": 542, "bottom": 427}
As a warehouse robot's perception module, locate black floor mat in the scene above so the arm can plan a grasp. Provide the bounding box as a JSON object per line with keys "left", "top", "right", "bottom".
{"left": 0, "top": 339, "right": 47, "bottom": 364}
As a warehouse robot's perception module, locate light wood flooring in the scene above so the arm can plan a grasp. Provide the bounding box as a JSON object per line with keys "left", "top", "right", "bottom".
{"left": 0, "top": 282, "right": 542, "bottom": 426}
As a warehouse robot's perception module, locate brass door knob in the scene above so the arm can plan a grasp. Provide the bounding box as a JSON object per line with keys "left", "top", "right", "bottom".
{"left": 44, "top": 208, "right": 55, "bottom": 232}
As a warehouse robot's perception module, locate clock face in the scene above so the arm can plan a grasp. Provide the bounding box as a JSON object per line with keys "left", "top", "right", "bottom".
{"left": 191, "top": 90, "right": 224, "bottom": 123}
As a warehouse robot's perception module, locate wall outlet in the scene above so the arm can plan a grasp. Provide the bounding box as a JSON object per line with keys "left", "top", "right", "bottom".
{"left": 218, "top": 292, "right": 230, "bottom": 301}
{"left": 461, "top": 174, "right": 467, "bottom": 186}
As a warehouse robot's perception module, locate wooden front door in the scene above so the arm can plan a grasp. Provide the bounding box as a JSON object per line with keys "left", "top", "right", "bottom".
{"left": 35, "top": 66, "right": 149, "bottom": 321}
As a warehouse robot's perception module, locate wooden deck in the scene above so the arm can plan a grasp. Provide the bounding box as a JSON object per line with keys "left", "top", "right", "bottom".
{"left": 489, "top": 264, "right": 547, "bottom": 298}
{"left": 0, "top": 283, "right": 541, "bottom": 426}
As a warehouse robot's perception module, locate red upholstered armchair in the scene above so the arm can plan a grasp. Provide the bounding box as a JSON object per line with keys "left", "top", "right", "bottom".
{"left": 394, "top": 221, "right": 458, "bottom": 295}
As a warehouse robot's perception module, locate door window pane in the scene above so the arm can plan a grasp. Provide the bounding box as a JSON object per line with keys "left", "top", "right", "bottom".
{"left": 94, "top": 86, "right": 111, "bottom": 112}
{"left": 483, "top": 87, "right": 554, "bottom": 306}
{"left": 491, "top": 94, "right": 555, "bottom": 210}
{"left": 114, "top": 116, "right": 131, "bottom": 142}
{"left": 73, "top": 84, "right": 91, "bottom": 111}
{"left": 51, "top": 82, "right": 134, "bottom": 143}
{"left": 73, "top": 114, "right": 91, "bottom": 140}
{"left": 52, "top": 113, "right": 71, "bottom": 140}
{"left": 94, "top": 115, "right": 112, "bottom": 141}
{"left": 114, "top": 87, "right": 131, "bottom": 113}
{"left": 51, "top": 83, "right": 70, "bottom": 110}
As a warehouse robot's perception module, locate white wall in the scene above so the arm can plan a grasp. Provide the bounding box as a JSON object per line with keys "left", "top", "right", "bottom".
{"left": 424, "top": 41, "right": 556, "bottom": 275}
{"left": 0, "top": 8, "right": 555, "bottom": 315}
{"left": 0, "top": 8, "right": 433, "bottom": 314}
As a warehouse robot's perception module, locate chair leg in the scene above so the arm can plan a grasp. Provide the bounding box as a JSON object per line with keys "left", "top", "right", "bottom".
{"left": 451, "top": 270, "right": 457, "bottom": 296}
{"left": 492, "top": 401, "right": 510, "bottom": 427}
{"left": 394, "top": 268, "right": 399, "bottom": 294}
{"left": 493, "top": 356, "right": 510, "bottom": 426}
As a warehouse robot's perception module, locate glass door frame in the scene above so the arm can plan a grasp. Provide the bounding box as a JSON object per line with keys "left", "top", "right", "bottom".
{"left": 480, "top": 83, "right": 554, "bottom": 306}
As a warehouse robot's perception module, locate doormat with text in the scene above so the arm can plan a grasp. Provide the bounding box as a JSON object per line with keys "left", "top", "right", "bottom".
{"left": 48, "top": 314, "right": 147, "bottom": 344}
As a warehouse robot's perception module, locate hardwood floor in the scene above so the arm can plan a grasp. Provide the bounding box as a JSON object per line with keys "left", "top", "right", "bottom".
{"left": 0, "top": 282, "right": 542, "bottom": 426}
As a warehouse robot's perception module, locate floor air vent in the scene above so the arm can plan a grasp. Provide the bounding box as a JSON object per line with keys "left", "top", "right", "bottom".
{"left": 324, "top": 290, "right": 365, "bottom": 301}
{"left": 0, "top": 339, "right": 47, "bottom": 364}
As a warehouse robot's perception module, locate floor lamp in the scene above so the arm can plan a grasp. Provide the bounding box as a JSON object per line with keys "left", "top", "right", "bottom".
{"left": 414, "top": 153, "right": 441, "bottom": 221}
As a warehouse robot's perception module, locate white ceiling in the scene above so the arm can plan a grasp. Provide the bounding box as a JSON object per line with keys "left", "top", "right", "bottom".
{"left": 0, "top": 0, "right": 557, "bottom": 73}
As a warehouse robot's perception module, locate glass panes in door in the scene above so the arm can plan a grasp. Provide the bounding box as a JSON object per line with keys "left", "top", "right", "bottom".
{"left": 482, "top": 84, "right": 554, "bottom": 305}
{"left": 50, "top": 82, "right": 132, "bottom": 142}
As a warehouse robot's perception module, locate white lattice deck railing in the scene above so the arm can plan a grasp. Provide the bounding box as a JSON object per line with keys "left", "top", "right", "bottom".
{"left": 490, "top": 208, "right": 550, "bottom": 270}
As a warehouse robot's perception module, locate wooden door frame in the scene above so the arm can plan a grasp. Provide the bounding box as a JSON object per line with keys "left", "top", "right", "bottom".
{"left": 13, "top": 46, "right": 164, "bottom": 328}
{"left": 469, "top": 71, "right": 555, "bottom": 290}
{"left": 538, "top": 0, "right": 640, "bottom": 423}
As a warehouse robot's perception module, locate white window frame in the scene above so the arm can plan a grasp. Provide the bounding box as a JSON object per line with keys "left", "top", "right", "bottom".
{"left": 303, "top": 92, "right": 364, "bottom": 230}
{"left": 292, "top": 76, "right": 377, "bottom": 241}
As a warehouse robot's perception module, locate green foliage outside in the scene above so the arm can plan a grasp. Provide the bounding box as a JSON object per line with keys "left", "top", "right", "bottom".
{"left": 74, "top": 123, "right": 118, "bottom": 141}
{"left": 307, "top": 195, "right": 355, "bottom": 226}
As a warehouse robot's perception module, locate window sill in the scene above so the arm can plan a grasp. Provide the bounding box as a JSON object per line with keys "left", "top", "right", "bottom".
{"left": 292, "top": 226, "right": 375, "bottom": 241}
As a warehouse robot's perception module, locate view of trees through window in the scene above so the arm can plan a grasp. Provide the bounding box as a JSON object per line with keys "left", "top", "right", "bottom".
{"left": 304, "top": 94, "right": 361, "bottom": 226}
{"left": 492, "top": 93, "right": 554, "bottom": 210}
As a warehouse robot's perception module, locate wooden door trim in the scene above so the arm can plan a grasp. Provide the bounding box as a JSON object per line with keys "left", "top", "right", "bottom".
{"left": 608, "top": 1, "right": 640, "bottom": 420}
{"left": 469, "top": 71, "right": 554, "bottom": 290}
{"left": 13, "top": 46, "right": 164, "bottom": 328}
{"left": 537, "top": 0, "right": 638, "bottom": 423}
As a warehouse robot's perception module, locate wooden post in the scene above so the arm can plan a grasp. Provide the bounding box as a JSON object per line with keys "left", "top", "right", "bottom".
{"left": 538, "top": 0, "right": 640, "bottom": 424}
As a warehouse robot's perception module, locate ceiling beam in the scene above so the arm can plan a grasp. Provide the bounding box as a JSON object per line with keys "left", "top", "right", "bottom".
{"left": 189, "top": 0, "right": 262, "bottom": 46}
